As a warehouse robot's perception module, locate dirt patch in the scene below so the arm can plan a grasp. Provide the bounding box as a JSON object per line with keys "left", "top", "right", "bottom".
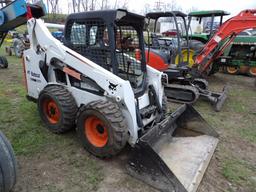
{"left": 96, "top": 151, "right": 157, "bottom": 192}
{"left": 198, "top": 154, "right": 231, "bottom": 192}
{"left": 14, "top": 144, "right": 157, "bottom": 192}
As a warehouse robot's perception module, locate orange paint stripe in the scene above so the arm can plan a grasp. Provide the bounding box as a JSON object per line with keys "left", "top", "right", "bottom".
{"left": 66, "top": 51, "right": 94, "bottom": 68}
{"left": 63, "top": 67, "right": 81, "bottom": 80}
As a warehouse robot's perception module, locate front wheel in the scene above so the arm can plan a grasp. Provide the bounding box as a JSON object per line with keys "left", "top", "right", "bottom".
{"left": 248, "top": 67, "right": 256, "bottom": 77}
{"left": 0, "top": 131, "right": 17, "bottom": 192}
{"left": 224, "top": 66, "right": 239, "bottom": 75}
{"left": 77, "top": 100, "right": 128, "bottom": 158}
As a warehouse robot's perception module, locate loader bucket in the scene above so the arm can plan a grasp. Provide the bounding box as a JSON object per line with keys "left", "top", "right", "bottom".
{"left": 127, "top": 104, "right": 218, "bottom": 192}
{"left": 199, "top": 85, "right": 229, "bottom": 112}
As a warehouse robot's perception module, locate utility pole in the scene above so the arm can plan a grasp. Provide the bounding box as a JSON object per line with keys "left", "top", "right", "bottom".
{"left": 154, "top": 0, "right": 164, "bottom": 11}
{"left": 91, "top": 0, "right": 94, "bottom": 10}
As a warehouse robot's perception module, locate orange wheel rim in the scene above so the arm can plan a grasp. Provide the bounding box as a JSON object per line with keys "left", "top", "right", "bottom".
{"left": 227, "top": 66, "right": 238, "bottom": 74}
{"left": 43, "top": 98, "right": 60, "bottom": 124}
{"left": 249, "top": 67, "right": 256, "bottom": 76}
{"left": 85, "top": 116, "right": 108, "bottom": 147}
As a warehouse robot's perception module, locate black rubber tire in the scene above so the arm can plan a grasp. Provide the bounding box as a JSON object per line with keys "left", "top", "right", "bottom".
{"left": 38, "top": 85, "right": 78, "bottom": 134}
{"left": 77, "top": 100, "right": 128, "bottom": 158}
{"left": 247, "top": 67, "right": 256, "bottom": 77}
{"left": 0, "top": 131, "right": 17, "bottom": 192}
{"left": 13, "top": 39, "right": 24, "bottom": 58}
{"left": 0, "top": 56, "right": 8, "bottom": 69}
{"left": 193, "top": 78, "right": 209, "bottom": 90}
{"left": 223, "top": 66, "right": 239, "bottom": 75}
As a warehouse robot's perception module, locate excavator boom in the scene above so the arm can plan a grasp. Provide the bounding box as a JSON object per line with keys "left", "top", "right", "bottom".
{"left": 195, "top": 9, "right": 256, "bottom": 73}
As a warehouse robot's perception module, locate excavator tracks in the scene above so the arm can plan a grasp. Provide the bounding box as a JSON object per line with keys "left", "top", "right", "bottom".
{"left": 193, "top": 78, "right": 208, "bottom": 90}
{"left": 164, "top": 84, "right": 200, "bottom": 104}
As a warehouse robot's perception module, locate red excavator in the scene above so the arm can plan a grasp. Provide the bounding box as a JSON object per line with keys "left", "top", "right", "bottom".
{"left": 145, "top": 10, "right": 256, "bottom": 111}
{"left": 195, "top": 9, "right": 256, "bottom": 74}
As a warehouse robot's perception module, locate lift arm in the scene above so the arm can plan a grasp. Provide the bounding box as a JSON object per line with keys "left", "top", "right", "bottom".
{"left": 195, "top": 9, "right": 256, "bottom": 73}
{"left": 0, "top": 0, "right": 45, "bottom": 47}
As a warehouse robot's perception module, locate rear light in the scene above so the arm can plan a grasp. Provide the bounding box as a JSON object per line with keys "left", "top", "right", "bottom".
{"left": 135, "top": 49, "right": 141, "bottom": 60}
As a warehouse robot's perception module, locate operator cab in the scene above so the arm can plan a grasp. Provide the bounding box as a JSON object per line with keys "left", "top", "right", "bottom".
{"left": 145, "top": 11, "right": 190, "bottom": 67}
{"left": 188, "top": 10, "right": 230, "bottom": 43}
{"left": 64, "top": 9, "right": 147, "bottom": 95}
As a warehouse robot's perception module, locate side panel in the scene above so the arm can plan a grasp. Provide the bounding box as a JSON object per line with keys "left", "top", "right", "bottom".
{"left": 146, "top": 65, "right": 164, "bottom": 106}
{"left": 23, "top": 49, "right": 47, "bottom": 98}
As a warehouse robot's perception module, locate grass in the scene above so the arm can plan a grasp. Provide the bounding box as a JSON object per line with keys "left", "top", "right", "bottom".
{"left": 0, "top": 48, "right": 104, "bottom": 190}
{"left": 222, "top": 158, "right": 256, "bottom": 189}
{"left": 239, "top": 126, "right": 256, "bottom": 143}
{"left": 194, "top": 74, "right": 256, "bottom": 191}
{"left": 0, "top": 47, "right": 50, "bottom": 155}
{"left": 0, "top": 77, "right": 60, "bottom": 155}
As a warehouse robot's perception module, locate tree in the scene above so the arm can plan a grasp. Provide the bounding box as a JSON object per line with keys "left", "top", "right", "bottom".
{"left": 71, "top": 0, "right": 76, "bottom": 12}
{"left": 143, "top": 3, "right": 151, "bottom": 14}
{"left": 81, "top": 0, "right": 89, "bottom": 11}
{"left": 48, "top": 0, "right": 59, "bottom": 15}
{"left": 67, "top": 0, "right": 130, "bottom": 13}
{"left": 113, "top": 0, "right": 129, "bottom": 9}
{"left": 165, "top": 0, "right": 182, "bottom": 12}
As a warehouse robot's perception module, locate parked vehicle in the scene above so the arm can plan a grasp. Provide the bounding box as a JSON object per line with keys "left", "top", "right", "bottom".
{"left": 188, "top": 10, "right": 256, "bottom": 76}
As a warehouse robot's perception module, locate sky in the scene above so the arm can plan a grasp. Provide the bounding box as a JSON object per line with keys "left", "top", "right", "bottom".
{"left": 55, "top": 0, "right": 256, "bottom": 17}
{"left": 127, "top": 0, "right": 256, "bottom": 16}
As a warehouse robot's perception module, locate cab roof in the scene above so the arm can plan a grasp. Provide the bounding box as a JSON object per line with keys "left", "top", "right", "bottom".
{"left": 67, "top": 9, "right": 145, "bottom": 25}
{"left": 146, "top": 11, "right": 187, "bottom": 20}
{"left": 188, "top": 10, "right": 230, "bottom": 17}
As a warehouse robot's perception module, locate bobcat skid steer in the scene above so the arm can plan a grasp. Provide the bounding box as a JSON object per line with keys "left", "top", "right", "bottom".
{"left": 1, "top": 1, "right": 218, "bottom": 191}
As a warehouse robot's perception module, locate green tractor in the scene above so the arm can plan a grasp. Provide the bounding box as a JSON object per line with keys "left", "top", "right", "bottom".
{"left": 187, "top": 10, "right": 230, "bottom": 43}
{"left": 187, "top": 10, "right": 256, "bottom": 76}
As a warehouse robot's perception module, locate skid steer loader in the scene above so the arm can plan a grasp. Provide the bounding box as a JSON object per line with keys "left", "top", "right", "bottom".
{"left": 0, "top": 1, "right": 218, "bottom": 191}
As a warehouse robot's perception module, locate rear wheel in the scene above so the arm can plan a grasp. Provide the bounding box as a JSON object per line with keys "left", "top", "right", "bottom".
{"left": 225, "top": 66, "right": 239, "bottom": 75}
{"left": 0, "top": 131, "right": 17, "bottom": 192}
{"left": 248, "top": 67, "right": 256, "bottom": 77}
{"left": 175, "top": 49, "right": 196, "bottom": 68}
{"left": 175, "top": 40, "right": 205, "bottom": 68}
{"left": 77, "top": 100, "right": 128, "bottom": 158}
{"left": 38, "top": 85, "right": 77, "bottom": 133}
